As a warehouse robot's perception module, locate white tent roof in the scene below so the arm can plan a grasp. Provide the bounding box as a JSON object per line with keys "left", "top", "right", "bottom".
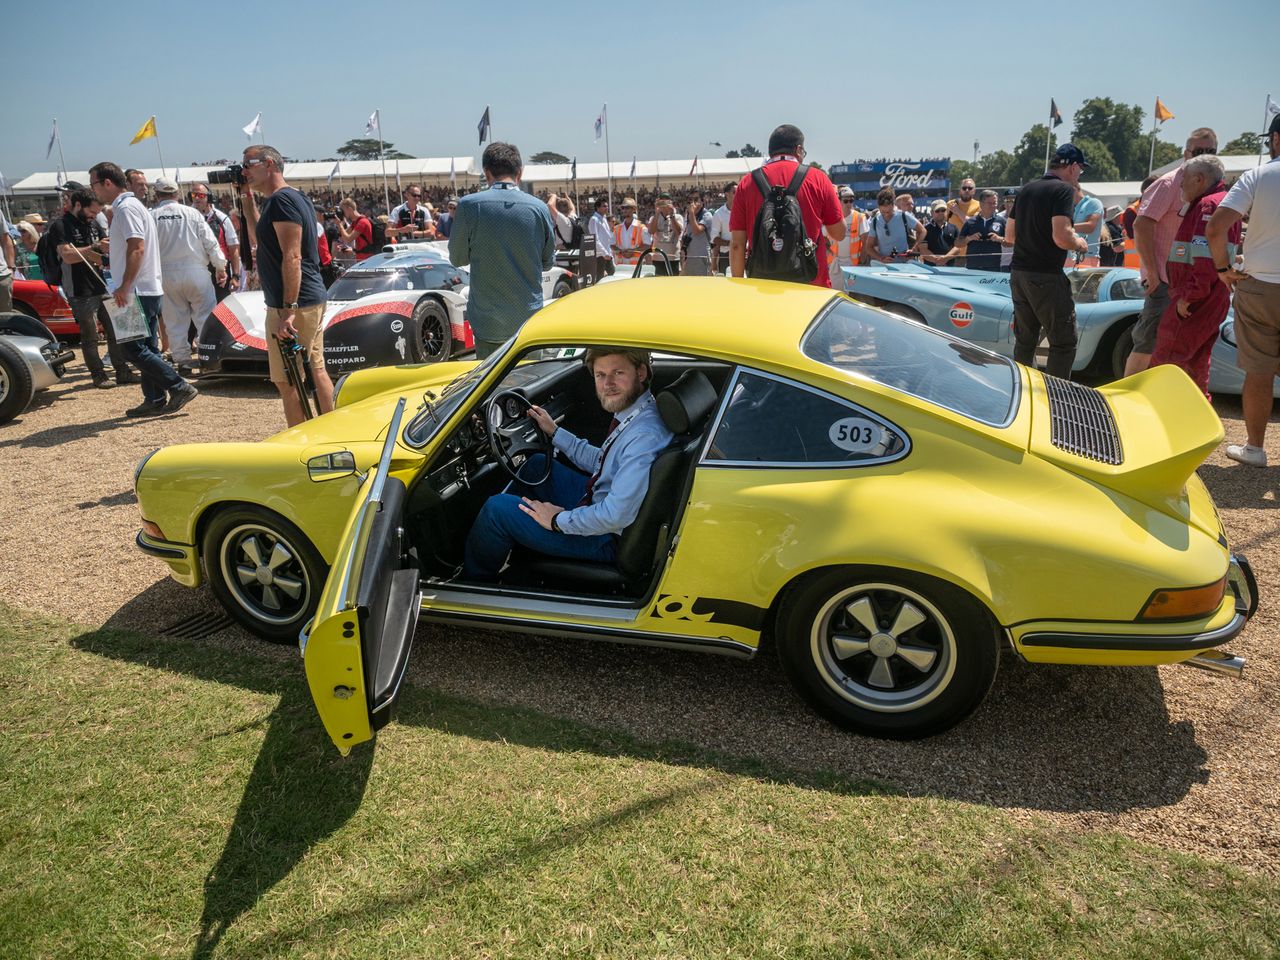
{"left": 1151, "top": 153, "right": 1269, "bottom": 178}
{"left": 521, "top": 157, "right": 765, "bottom": 185}
{"left": 1080, "top": 181, "right": 1146, "bottom": 208}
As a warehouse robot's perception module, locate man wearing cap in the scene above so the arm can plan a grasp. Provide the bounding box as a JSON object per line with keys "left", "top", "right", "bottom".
{"left": 1005, "top": 144, "right": 1090, "bottom": 378}
{"left": 150, "top": 177, "right": 226, "bottom": 376}
{"left": 1207, "top": 113, "right": 1280, "bottom": 468}
{"left": 1099, "top": 205, "right": 1126, "bottom": 267}
{"left": 827, "top": 186, "right": 868, "bottom": 287}
{"left": 190, "top": 184, "right": 240, "bottom": 300}
{"left": 1126, "top": 127, "right": 1218, "bottom": 377}
{"left": 647, "top": 193, "right": 683, "bottom": 275}
{"left": 922, "top": 200, "right": 958, "bottom": 264}
{"left": 613, "top": 198, "right": 650, "bottom": 268}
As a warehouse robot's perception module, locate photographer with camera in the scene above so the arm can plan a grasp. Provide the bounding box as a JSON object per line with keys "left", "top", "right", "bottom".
{"left": 682, "top": 192, "right": 713, "bottom": 276}
{"left": 334, "top": 198, "right": 375, "bottom": 261}
{"left": 647, "top": 192, "right": 684, "bottom": 275}
{"left": 235, "top": 144, "right": 332, "bottom": 426}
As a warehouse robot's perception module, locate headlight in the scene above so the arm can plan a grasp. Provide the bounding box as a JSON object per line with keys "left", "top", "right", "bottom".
{"left": 332, "top": 373, "right": 350, "bottom": 407}
{"left": 134, "top": 448, "right": 159, "bottom": 488}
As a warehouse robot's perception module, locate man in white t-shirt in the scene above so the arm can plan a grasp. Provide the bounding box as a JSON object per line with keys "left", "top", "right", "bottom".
{"left": 545, "top": 192, "right": 578, "bottom": 250}
{"left": 1208, "top": 114, "right": 1280, "bottom": 468}
{"left": 708, "top": 182, "right": 735, "bottom": 275}
{"left": 90, "top": 161, "right": 197, "bottom": 417}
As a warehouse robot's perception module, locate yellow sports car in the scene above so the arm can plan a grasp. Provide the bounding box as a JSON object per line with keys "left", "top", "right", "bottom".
{"left": 134, "top": 279, "right": 1257, "bottom": 753}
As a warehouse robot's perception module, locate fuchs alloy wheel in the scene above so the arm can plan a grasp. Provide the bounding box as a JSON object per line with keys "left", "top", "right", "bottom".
{"left": 776, "top": 568, "right": 999, "bottom": 739}
{"left": 409, "top": 298, "right": 452, "bottom": 363}
{"left": 202, "top": 506, "right": 327, "bottom": 642}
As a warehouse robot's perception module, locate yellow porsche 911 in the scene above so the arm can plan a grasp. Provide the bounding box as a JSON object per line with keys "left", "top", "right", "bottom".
{"left": 134, "top": 279, "right": 1257, "bottom": 752}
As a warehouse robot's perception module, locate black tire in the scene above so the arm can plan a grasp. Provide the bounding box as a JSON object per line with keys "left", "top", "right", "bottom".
{"left": 1102, "top": 319, "right": 1136, "bottom": 381}
{"left": 12, "top": 301, "right": 40, "bottom": 321}
{"left": 202, "top": 505, "right": 328, "bottom": 642}
{"left": 408, "top": 298, "right": 452, "bottom": 363}
{"left": 775, "top": 567, "right": 999, "bottom": 739}
{"left": 0, "top": 337, "right": 36, "bottom": 425}
{"left": 552, "top": 278, "right": 573, "bottom": 300}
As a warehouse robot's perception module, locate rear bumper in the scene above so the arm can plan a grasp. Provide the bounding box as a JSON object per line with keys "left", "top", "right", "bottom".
{"left": 1012, "top": 554, "right": 1257, "bottom": 667}
{"left": 135, "top": 530, "right": 201, "bottom": 588}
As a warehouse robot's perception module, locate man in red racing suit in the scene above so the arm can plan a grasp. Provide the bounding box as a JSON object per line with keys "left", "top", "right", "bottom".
{"left": 1150, "top": 156, "right": 1242, "bottom": 397}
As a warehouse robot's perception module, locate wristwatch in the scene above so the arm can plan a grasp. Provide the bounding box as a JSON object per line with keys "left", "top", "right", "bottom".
{"left": 551, "top": 512, "right": 563, "bottom": 533}
{"left": 1216, "top": 266, "right": 1230, "bottom": 274}
{"left": 285, "top": 301, "right": 299, "bottom": 309}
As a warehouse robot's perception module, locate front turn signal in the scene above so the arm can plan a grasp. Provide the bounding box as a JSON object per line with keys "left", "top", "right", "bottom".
{"left": 1137, "top": 576, "right": 1226, "bottom": 621}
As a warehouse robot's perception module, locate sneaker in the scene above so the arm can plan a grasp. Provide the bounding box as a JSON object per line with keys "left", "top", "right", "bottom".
{"left": 176, "top": 363, "right": 199, "bottom": 378}
{"left": 164, "top": 383, "right": 199, "bottom": 413}
{"left": 92, "top": 377, "right": 115, "bottom": 390}
{"left": 1226, "top": 444, "right": 1268, "bottom": 467}
{"left": 115, "top": 372, "right": 141, "bottom": 385}
{"left": 125, "top": 400, "right": 167, "bottom": 418}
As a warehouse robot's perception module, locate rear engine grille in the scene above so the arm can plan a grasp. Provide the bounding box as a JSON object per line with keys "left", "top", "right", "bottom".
{"left": 1043, "top": 376, "right": 1123, "bottom": 465}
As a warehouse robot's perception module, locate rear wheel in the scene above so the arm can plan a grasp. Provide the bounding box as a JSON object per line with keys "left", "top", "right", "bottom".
{"left": 552, "top": 278, "right": 573, "bottom": 300}
{"left": 776, "top": 567, "right": 999, "bottom": 739}
{"left": 408, "top": 298, "right": 452, "bottom": 363}
{"left": 202, "top": 506, "right": 327, "bottom": 642}
{"left": 0, "top": 337, "right": 36, "bottom": 424}
{"left": 1104, "top": 319, "right": 1136, "bottom": 381}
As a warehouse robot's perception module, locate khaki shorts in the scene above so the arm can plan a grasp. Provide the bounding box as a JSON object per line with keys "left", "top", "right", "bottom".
{"left": 1232, "top": 276, "right": 1280, "bottom": 375}
{"left": 265, "top": 304, "right": 325, "bottom": 383}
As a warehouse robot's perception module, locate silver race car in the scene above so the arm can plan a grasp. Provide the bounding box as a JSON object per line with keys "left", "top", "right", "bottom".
{"left": 0, "top": 311, "right": 75, "bottom": 424}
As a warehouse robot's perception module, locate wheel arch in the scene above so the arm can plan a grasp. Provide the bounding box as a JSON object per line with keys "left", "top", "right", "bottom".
{"left": 1089, "top": 311, "right": 1139, "bottom": 380}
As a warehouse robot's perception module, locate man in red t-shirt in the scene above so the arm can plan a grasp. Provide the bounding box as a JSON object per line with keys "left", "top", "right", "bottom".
{"left": 729, "top": 124, "right": 844, "bottom": 287}
{"left": 336, "top": 197, "right": 375, "bottom": 260}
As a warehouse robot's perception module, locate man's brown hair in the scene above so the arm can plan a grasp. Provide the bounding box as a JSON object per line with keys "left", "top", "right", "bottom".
{"left": 584, "top": 347, "right": 652, "bottom": 383}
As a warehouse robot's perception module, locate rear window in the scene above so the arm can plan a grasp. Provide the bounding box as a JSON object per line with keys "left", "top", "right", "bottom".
{"left": 329, "top": 265, "right": 462, "bottom": 301}
{"left": 802, "top": 298, "right": 1019, "bottom": 427}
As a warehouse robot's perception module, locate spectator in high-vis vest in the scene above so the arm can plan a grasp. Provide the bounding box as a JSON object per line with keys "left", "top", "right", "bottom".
{"left": 827, "top": 186, "right": 867, "bottom": 288}
{"left": 613, "top": 199, "right": 651, "bottom": 266}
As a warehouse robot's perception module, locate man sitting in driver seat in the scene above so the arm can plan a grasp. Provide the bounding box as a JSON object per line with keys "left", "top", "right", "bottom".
{"left": 464, "top": 348, "right": 673, "bottom": 581}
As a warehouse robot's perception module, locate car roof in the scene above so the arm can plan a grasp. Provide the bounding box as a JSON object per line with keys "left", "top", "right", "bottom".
{"left": 522, "top": 277, "right": 836, "bottom": 368}
{"left": 356, "top": 250, "right": 451, "bottom": 270}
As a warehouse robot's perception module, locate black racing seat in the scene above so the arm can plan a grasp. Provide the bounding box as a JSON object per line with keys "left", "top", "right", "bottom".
{"left": 525, "top": 370, "right": 720, "bottom": 592}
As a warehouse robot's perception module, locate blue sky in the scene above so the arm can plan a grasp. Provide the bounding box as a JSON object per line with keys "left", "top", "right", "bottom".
{"left": 2, "top": 0, "right": 1276, "bottom": 182}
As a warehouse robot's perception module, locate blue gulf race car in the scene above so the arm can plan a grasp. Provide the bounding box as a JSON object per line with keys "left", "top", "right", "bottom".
{"left": 841, "top": 264, "right": 1272, "bottom": 396}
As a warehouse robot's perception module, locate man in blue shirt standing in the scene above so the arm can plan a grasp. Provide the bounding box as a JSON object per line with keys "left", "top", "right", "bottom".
{"left": 954, "top": 190, "right": 1008, "bottom": 272}
{"left": 449, "top": 142, "right": 555, "bottom": 358}
{"left": 463, "top": 348, "right": 673, "bottom": 581}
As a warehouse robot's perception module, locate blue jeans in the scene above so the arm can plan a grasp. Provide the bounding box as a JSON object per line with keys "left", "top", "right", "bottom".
{"left": 463, "top": 455, "right": 617, "bottom": 580}
{"left": 121, "top": 294, "right": 183, "bottom": 404}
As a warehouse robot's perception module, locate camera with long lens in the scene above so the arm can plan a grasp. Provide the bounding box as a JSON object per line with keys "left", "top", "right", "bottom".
{"left": 206, "top": 163, "right": 245, "bottom": 186}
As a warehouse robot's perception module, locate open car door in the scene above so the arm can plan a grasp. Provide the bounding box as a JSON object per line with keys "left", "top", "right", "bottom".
{"left": 301, "top": 397, "right": 423, "bottom": 755}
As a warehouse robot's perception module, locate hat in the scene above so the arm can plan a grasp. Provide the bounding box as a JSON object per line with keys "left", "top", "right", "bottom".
{"left": 622, "top": 197, "right": 638, "bottom": 208}
{"left": 153, "top": 177, "right": 179, "bottom": 195}
{"left": 657, "top": 191, "right": 671, "bottom": 200}
{"left": 838, "top": 186, "right": 855, "bottom": 199}
{"left": 930, "top": 199, "right": 948, "bottom": 212}
{"left": 1054, "top": 143, "right": 1090, "bottom": 168}
{"left": 21, "top": 213, "right": 45, "bottom": 225}
{"left": 59, "top": 180, "right": 86, "bottom": 193}
{"left": 1266, "top": 114, "right": 1280, "bottom": 137}
{"left": 1104, "top": 205, "right": 1122, "bottom": 219}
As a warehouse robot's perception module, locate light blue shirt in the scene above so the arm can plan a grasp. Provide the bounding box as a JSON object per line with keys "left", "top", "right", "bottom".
{"left": 448, "top": 180, "right": 555, "bottom": 344}
{"left": 551, "top": 390, "right": 673, "bottom": 537}
{"left": 1074, "top": 194, "right": 1104, "bottom": 256}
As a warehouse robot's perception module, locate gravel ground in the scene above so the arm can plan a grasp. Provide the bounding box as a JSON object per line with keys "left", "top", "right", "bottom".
{"left": 3, "top": 362, "right": 1278, "bottom": 875}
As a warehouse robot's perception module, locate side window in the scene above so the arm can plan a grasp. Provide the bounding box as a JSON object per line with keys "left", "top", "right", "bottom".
{"left": 706, "top": 370, "right": 908, "bottom": 466}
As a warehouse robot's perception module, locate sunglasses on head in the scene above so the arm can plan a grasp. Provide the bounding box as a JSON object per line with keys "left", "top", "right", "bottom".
{"left": 1189, "top": 146, "right": 1217, "bottom": 157}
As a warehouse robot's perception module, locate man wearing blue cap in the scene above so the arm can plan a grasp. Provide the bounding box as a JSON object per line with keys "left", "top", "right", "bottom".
{"left": 1005, "top": 143, "right": 1090, "bottom": 378}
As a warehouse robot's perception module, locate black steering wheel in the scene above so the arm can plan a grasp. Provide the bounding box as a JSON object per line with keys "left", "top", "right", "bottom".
{"left": 487, "top": 390, "right": 553, "bottom": 484}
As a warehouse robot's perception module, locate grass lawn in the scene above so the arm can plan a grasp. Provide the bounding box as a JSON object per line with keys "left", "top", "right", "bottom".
{"left": 0, "top": 605, "right": 1276, "bottom": 960}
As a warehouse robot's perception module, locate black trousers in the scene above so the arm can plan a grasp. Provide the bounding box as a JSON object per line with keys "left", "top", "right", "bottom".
{"left": 1011, "top": 269, "right": 1077, "bottom": 379}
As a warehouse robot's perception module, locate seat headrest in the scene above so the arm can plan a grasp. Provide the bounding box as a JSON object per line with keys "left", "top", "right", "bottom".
{"left": 657, "top": 370, "right": 718, "bottom": 435}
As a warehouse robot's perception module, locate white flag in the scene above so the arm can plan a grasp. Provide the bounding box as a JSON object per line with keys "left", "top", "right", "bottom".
{"left": 327, "top": 160, "right": 340, "bottom": 187}
{"left": 242, "top": 112, "right": 262, "bottom": 140}
{"left": 1267, "top": 94, "right": 1280, "bottom": 119}
{"left": 366, "top": 109, "right": 380, "bottom": 137}
{"left": 46, "top": 120, "right": 59, "bottom": 159}
{"left": 450, "top": 156, "right": 456, "bottom": 188}
{"left": 395, "top": 158, "right": 402, "bottom": 192}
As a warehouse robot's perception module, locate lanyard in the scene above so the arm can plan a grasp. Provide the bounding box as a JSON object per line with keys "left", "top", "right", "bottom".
{"left": 597, "top": 393, "right": 653, "bottom": 467}
{"left": 489, "top": 181, "right": 518, "bottom": 190}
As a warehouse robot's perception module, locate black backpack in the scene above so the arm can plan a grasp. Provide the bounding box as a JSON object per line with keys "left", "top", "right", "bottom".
{"left": 36, "top": 231, "right": 63, "bottom": 289}
{"left": 559, "top": 215, "right": 584, "bottom": 251}
{"left": 368, "top": 217, "right": 388, "bottom": 251}
{"left": 746, "top": 164, "right": 819, "bottom": 283}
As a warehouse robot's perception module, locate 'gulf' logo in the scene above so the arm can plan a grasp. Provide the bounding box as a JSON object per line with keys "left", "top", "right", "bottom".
{"left": 949, "top": 302, "right": 975, "bottom": 328}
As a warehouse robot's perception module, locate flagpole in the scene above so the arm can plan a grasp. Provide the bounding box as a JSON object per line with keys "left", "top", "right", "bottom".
{"left": 155, "top": 131, "right": 168, "bottom": 181}
{"left": 376, "top": 109, "right": 391, "bottom": 218}
{"left": 1044, "top": 121, "right": 1052, "bottom": 172}
{"left": 1262, "top": 95, "right": 1273, "bottom": 169}
{"left": 1148, "top": 114, "right": 1158, "bottom": 175}
{"left": 603, "top": 103, "right": 613, "bottom": 216}
{"left": 54, "top": 120, "right": 68, "bottom": 184}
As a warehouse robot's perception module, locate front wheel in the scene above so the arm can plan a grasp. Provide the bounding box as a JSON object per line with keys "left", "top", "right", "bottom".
{"left": 202, "top": 506, "right": 327, "bottom": 642}
{"left": 0, "top": 337, "right": 36, "bottom": 425}
{"left": 408, "top": 298, "right": 452, "bottom": 363}
{"left": 552, "top": 278, "right": 573, "bottom": 300}
{"left": 776, "top": 568, "right": 999, "bottom": 739}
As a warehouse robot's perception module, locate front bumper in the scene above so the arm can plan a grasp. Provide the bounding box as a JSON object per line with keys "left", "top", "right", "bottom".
{"left": 135, "top": 529, "right": 201, "bottom": 588}
{"left": 1012, "top": 554, "right": 1258, "bottom": 667}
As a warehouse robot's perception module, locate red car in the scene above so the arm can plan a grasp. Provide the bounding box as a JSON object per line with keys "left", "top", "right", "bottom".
{"left": 11, "top": 279, "right": 76, "bottom": 336}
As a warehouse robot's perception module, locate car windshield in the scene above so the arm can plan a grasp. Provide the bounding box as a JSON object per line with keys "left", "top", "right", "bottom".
{"left": 403, "top": 338, "right": 519, "bottom": 446}
{"left": 1067, "top": 270, "right": 1107, "bottom": 304}
{"left": 802, "top": 298, "right": 1019, "bottom": 427}
{"left": 329, "top": 264, "right": 463, "bottom": 301}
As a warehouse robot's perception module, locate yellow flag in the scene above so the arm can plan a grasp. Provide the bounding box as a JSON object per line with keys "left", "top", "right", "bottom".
{"left": 130, "top": 116, "right": 157, "bottom": 144}
{"left": 1154, "top": 98, "right": 1174, "bottom": 123}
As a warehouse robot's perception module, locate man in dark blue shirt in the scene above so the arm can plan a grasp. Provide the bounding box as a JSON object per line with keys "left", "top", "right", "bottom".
{"left": 955, "top": 190, "right": 1008, "bottom": 272}
{"left": 449, "top": 142, "right": 555, "bottom": 358}
{"left": 239, "top": 144, "right": 330, "bottom": 426}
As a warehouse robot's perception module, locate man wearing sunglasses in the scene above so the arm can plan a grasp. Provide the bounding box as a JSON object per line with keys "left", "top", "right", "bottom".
{"left": 387, "top": 184, "right": 435, "bottom": 241}
{"left": 947, "top": 178, "right": 979, "bottom": 231}
{"left": 827, "top": 186, "right": 868, "bottom": 285}
{"left": 1126, "top": 127, "right": 1218, "bottom": 377}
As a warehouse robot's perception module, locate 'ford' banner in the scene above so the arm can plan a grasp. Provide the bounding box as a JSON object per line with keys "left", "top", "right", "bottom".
{"left": 830, "top": 159, "right": 951, "bottom": 194}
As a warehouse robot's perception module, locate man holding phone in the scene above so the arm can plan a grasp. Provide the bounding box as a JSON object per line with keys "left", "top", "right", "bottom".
{"left": 954, "top": 190, "right": 1008, "bottom": 272}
